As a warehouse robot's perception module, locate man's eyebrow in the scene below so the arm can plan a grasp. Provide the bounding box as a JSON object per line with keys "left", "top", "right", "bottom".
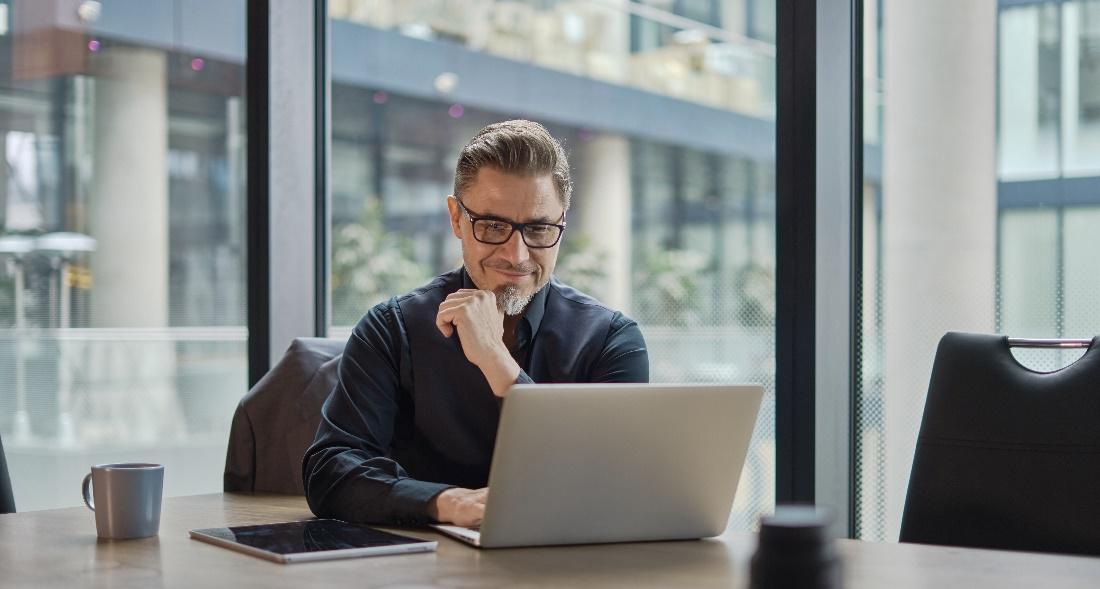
{"left": 477, "top": 211, "right": 519, "bottom": 224}
{"left": 477, "top": 211, "right": 562, "bottom": 224}
{"left": 524, "top": 214, "right": 560, "bottom": 224}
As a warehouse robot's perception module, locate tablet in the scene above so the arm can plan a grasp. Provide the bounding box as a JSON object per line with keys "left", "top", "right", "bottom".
{"left": 189, "top": 519, "right": 437, "bottom": 563}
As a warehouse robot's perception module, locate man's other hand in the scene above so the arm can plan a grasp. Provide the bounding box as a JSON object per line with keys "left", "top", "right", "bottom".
{"left": 435, "top": 289, "right": 520, "bottom": 396}
{"left": 429, "top": 487, "right": 488, "bottom": 527}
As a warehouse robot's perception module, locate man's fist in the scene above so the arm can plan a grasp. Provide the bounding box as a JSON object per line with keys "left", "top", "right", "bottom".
{"left": 436, "top": 289, "right": 506, "bottom": 367}
{"left": 429, "top": 487, "right": 488, "bottom": 527}
{"left": 436, "top": 289, "right": 520, "bottom": 396}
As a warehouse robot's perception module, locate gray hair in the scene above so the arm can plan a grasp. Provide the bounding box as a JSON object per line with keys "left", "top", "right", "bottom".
{"left": 453, "top": 120, "right": 573, "bottom": 210}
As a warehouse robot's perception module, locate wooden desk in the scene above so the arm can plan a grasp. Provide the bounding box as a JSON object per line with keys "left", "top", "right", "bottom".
{"left": 2, "top": 493, "right": 1099, "bottom": 588}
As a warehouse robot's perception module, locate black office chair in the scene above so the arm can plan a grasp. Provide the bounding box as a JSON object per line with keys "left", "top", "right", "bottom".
{"left": 900, "top": 331, "right": 1100, "bottom": 556}
{"left": 1, "top": 432, "right": 15, "bottom": 513}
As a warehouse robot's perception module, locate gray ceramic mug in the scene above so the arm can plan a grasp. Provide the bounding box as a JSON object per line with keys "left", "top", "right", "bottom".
{"left": 81, "top": 463, "right": 164, "bottom": 539}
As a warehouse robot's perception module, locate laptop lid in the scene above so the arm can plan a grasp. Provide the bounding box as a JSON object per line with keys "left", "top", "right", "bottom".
{"left": 476, "top": 383, "right": 763, "bottom": 548}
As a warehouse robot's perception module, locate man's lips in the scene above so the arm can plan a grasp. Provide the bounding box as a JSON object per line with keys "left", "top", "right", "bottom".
{"left": 490, "top": 265, "right": 536, "bottom": 278}
{"left": 490, "top": 268, "right": 533, "bottom": 278}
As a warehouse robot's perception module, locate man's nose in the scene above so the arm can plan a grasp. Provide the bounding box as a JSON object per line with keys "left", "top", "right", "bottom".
{"left": 497, "top": 229, "right": 530, "bottom": 264}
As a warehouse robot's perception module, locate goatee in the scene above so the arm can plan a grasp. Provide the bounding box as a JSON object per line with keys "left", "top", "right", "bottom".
{"left": 494, "top": 284, "right": 534, "bottom": 316}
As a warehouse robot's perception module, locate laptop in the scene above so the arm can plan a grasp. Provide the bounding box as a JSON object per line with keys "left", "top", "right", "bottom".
{"left": 432, "top": 383, "right": 763, "bottom": 548}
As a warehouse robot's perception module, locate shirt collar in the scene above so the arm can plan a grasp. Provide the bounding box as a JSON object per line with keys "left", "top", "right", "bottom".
{"left": 460, "top": 267, "right": 550, "bottom": 339}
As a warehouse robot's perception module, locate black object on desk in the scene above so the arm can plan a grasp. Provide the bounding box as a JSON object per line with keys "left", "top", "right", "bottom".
{"left": 749, "top": 506, "right": 840, "bottom": 589}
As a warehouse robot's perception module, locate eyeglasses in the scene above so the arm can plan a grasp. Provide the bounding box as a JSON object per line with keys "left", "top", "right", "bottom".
{"left": 456, "top": 198, "right": 567, "bottom": 249}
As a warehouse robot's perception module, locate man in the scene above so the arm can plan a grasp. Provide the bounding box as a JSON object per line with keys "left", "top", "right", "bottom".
{"left": 303, "top": 120, "right": 648, "bottom": 528}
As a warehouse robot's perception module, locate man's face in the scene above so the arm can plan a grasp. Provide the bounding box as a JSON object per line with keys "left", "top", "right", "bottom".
{"left": 447, "top": 167, "right": 565, "bottom": 315}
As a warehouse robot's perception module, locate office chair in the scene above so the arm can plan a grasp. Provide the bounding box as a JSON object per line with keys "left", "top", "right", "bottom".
{"left": 1, "top": 432, "right": 14, "bottom": 513}
{"left": 900, "top": 331, "right": 1100, "bottom": 556}
{"left": 224, "top": 337, "right": 345, "bottom": 494}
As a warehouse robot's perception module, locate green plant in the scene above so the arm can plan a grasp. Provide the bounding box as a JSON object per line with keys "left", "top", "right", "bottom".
{"left": 633, "top": 248, "right": 708, "bottom": 327}
{"left": 331, "top": 202, "right": 431, "bottom": 325}
{"left": 733, "top": 262, "right": 775, "bottom": 328}
{"left": 554, "top": 231, "right": 610, "bottom": 301}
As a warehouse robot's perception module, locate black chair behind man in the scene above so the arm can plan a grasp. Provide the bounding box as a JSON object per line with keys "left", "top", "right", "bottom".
{"left": 1, "top": 432, "right": 15, "bottom": 513}
{"left": 900, "top": 331, "right": 1100, "bottom": 556}
{"left": 224, "top": 337, "right": 344, "bottom": 494}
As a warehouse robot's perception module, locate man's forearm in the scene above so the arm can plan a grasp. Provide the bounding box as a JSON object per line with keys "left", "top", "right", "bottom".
{"left": 477, "top": 348, "right": 522, "bottom": 396}
{"left": 303, "top": 443, "right": 453, "bottom": 525}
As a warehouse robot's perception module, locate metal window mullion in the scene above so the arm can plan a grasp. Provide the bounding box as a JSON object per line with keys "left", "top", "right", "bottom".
{"left": 814, "top": 0, "right": 860, "bottom": 538}
{"left": 315, "top": 0, "right": 331, "bottom": 337}
{"left": 246, "top": 0, "right": 272, "bottom": 386}
{"left": 775, "top": 0, "right": 818, "bottom": 506}
{"left": 247, "top": 0, "right": 318, "bottom": 385}
{"left": 777, "top": 0, "right": 860, "bottom": 536}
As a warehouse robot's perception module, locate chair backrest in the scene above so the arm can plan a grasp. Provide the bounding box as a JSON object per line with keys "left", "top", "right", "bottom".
{"left": 0, "top": 432, "right": 14, "bottom": 513}
{"left": 224, "top": 337, "right": 345, "bottom": 494}
{"left": 900, "top": 331, "right": 1100, "bottom": 556}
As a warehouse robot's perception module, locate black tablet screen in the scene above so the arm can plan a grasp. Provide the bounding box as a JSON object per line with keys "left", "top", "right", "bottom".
{"left": 196, "top": 519, "right": 429, "bottom": 555}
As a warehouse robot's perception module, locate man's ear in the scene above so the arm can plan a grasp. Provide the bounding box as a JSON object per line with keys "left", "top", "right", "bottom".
{"left": 446, "top": 195, "right": 463, "bottom": 239}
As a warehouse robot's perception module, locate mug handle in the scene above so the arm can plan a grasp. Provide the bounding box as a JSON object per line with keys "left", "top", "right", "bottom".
{"left": 81, "top": 473, "right": 95, "bottom": 511}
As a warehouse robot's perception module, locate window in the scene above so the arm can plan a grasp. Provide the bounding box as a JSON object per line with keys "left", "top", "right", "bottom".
{"left": 0, "top": 0, "right": 247, "bottom": 510}
{"left": 328, "top": 0, "right": 777, "bottom": 529}
{"left": 857, "top": 0, "right": 1100, "bottom": 541}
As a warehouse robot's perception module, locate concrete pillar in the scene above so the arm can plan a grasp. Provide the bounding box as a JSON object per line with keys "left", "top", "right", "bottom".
{"left": 881, "top": 0, "right": 997, "bottom": 539}
{"left": 720, "top": 0, "right": 748, "bottom": 37}
{"left": 83, "top": 46, "right": 180, "bottom": 443}
{"left": 88, "top": 46, "right": 168, "bottom": 329}
{"left": 573, "top": 134, "right": 632, "bottom": 312}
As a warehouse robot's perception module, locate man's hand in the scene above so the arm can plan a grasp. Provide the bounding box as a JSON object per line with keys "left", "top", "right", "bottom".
{"left": 429, "top": 487, "right": 488, "bottom": 527}
{"left": 436, "top": 289, "right": 520, "bottom": 396}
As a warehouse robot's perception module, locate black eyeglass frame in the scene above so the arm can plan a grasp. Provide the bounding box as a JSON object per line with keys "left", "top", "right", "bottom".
{"left": 455, "top": 197, "right": 567, "bottom": 249}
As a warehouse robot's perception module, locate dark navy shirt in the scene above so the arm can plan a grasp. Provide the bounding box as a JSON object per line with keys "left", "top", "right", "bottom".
{"left": 302, "top": 268, "right": 649, "bottom": 525}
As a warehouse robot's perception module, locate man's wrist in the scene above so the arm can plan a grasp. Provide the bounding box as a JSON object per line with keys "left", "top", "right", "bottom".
{"left": 479, "top": 347, "right": 521, "bottom": 397}
{"left": 428, "top": 489, "right": 453, "bottom": 522}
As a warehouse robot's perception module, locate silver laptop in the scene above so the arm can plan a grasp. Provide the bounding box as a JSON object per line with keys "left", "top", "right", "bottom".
{"left": 432, "top": 383, "right": 763, "bottom": 548}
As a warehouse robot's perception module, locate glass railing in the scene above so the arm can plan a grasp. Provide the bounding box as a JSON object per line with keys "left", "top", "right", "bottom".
{"left": 0, "top": 327, "right": 247, "bottom": 511}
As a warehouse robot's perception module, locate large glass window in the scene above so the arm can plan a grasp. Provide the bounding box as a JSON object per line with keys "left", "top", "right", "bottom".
{"left": 0, "top": 1, "right": 247, "bottom": 510}
{"left": 328, "top": 0, "right": 777, "bottom": 529}
{"left": 857, "top": 0, "right": 1100, "bottom": 541}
